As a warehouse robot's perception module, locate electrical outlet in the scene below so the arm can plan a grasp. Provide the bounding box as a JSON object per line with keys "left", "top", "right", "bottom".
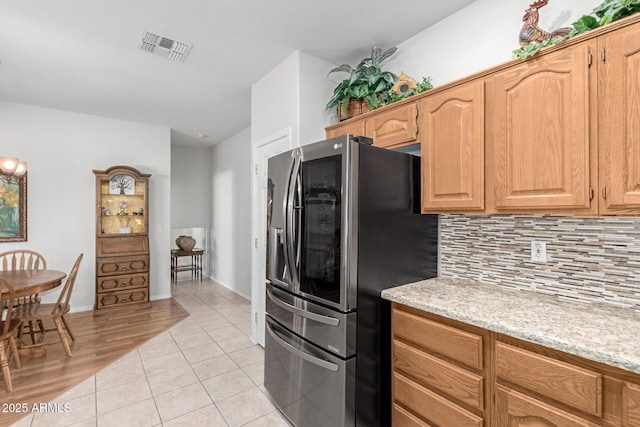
{"left": 531, "top": 241, "right": 547, "bottom": 262}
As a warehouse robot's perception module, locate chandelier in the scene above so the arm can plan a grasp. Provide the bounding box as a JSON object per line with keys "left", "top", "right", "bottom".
{"left": 0, "top": 157, "right": 27, "bottom": 178}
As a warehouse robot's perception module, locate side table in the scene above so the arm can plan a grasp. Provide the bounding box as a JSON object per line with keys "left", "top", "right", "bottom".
{"left": 171, "top": 249, "right": 204, "bottom": 283}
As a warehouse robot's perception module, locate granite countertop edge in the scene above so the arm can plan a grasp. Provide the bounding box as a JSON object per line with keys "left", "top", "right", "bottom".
{"left": 381, "top": 277, "right": 640, "bottom": 375}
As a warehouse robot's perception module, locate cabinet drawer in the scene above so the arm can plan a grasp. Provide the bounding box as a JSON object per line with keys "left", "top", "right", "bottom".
{"left": 623, "top": 381, "right": 640, "bottom": 427}
{"left": 97, "top": 255, "right": 149, "bottom": 277}
{"left": 394, "top": 372, "right": 483, "bottom": 427}
{"left": 96, "top": 288, "right": 148, "bottom": 309}
{"left": 394, "top": 340, "right": 484, "bottom": 410}
{"left": 97, "top": 272, "right": 148, "bottom": 292}
{"left": 97, "top": 236, "right": 148, "bottom": 257}
{"left": 366, "top": 103, "right": 417, "bottom": 148}
{"left": 393, "top": 404, "right": 434, "bottom": 427}
{"left": 496, "top": 342, "right": 602, "bottom": 416}
{"left": 392, "top": 308, "right": 483, "bottom": 370}
{"left": 496, "top": 385, "right": 599, "bottom": 426}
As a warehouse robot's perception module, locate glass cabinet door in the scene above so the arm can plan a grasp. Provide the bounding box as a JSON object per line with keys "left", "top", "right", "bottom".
{"left": 94, "top": 167, "right": 150, "bottom": 237}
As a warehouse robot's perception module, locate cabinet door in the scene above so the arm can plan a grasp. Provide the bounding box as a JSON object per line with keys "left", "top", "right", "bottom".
{"left": 492, "top": 43, "right": 591, "bottom": 211}
{"left": 496, "top": 386, "right": 600, "bottom": 427}
{"left": 421, "top": 81, "right": 485, "bottom": 211}
{"left": 365, "top": 103, "right": 418, "bottom": 148}
{"left": 599, "top": 21, "right": 640, "bottom": 212}
{"left": 325, "top": 118, "right": 366, "bottom": 139}
{"left": 623, "top": 381, "right": 640, "bottom": 427}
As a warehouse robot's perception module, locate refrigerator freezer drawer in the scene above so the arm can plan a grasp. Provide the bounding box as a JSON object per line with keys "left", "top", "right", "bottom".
{"left": 266, "top": 283, "right": 356, "bottom": 358}
{"left": 264, "top": 317, "right": 355, "bottom": 427}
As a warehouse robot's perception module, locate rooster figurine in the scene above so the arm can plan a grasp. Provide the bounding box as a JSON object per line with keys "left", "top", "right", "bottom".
{"left": 519, "top": 0, "right": 571, "bottom": 47}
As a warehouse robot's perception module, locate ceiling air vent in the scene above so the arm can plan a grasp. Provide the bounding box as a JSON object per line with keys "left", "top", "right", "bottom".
{"left": 138, "top": 30, "right": 192, "bottom": 62}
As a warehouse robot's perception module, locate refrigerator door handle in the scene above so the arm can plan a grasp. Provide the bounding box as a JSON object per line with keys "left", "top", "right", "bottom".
{"left": 266, "top": 320, "right": 339, "bottom": 372}
{"left": 282, "top": 154, "right": 295, "bottom": 287}
{"left": 267, "top": 287, "right": 340, "bottom": 327}
{"left": 285, "top": 150, "right": 301, "bottom": 288}
{"left": 293, "top": 159, "right": 302, "bottom": 272}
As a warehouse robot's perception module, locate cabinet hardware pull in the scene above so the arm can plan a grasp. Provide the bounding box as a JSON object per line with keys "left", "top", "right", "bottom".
{"left": 602, "top": 186, "right": 607, "bottom": 200}
{"left": 588, "top": 52, "right": 593, "bottom": 67}
{"left": 121, "top": 299, "right": 127, "bottom": 303}
{"left": 601, "top": 47, "right": 606, "bottom": 62}
{"left": 121, "top": 283, "right": 126, "bottom": 287}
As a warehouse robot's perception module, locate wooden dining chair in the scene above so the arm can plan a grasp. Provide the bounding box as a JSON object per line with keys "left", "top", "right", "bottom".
{"left": 0, "top": 250, "right": 48, "bottom": 343}
{"left": 13, "top": 254, "right": 83, "bottom": 357}
{"left": 0, "top": 249, "right": 47, "bottom": 305}
{"left": 0, "top": 277, "right": 23, "bottom": 392}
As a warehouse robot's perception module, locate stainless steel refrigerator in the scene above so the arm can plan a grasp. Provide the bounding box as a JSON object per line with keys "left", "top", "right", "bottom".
{"left": 264, "top": 134, "right": 438, "bottom": 426}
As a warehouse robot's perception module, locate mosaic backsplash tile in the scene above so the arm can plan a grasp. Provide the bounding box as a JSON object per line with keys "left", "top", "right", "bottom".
{"left": 439, "top": 215, "right": 640, "bottom": 311}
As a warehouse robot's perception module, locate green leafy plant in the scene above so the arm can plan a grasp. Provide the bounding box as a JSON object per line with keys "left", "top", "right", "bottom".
{"left": 387, "top": 77, "right": 434, "bottom": 103}
{"left": 514, "top": 0, "right": 640, "bottom": 60}
{"left": 326, "top": 46, "right": 398, "bottom": 118}
{"left": 513, "top": 36, "right": 564, "bottom": 60}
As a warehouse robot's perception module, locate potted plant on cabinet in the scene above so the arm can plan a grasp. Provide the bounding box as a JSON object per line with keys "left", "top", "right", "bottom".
{"left": 326, "top": 46, "right": 398, "bottom": 121}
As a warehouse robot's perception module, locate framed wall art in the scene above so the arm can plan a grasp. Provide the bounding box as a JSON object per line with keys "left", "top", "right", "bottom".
{"left": 0, "top": 172, "right": 27, "bottom": 242}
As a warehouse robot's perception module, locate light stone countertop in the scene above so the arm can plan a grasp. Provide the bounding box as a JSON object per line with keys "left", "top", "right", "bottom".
{"left": 381, "top": 277, "right": 640, "bottom": 374}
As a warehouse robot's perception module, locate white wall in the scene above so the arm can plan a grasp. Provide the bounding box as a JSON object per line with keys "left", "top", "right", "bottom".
{"left": 252, "top": 50, "right": 341, "bottom": 147}
{"left": 252, "top": 52, "right": 300, "bottom": 147}
{"left": 386, "top": 0, "right": 603, "bottom": 86}
{"left": 298, "top": 51, "right": 339, "bottom": 145}
{"left": 171, "top": 143, "right": 212, "bottom": 228}
{"left": 210, "top": 127, "right": 252, "bottom": 298}
{"left": 0, "top": 100, "right": 171, "bottom": 311}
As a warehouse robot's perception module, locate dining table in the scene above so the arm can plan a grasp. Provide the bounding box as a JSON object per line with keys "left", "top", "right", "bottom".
{"left": 0, "top": 269, "right": 67, "bottom": 357}
{"left": 0, "top": 269, "right": 67, "bottom": 300}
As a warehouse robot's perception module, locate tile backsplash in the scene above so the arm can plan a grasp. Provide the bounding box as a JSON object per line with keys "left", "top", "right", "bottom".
{"left": 439, "top": 215, "right": 640, "bottom": 311}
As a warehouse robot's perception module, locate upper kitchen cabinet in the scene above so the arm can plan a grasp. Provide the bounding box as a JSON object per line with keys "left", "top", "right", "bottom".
{"left": 326, "top": 117, "right": 367, "bottom": 139}
{"left": 325, "top": 101, "right": 418, "bottom": 148}
{"left": 489, "top": 42, "right": 594, "bottom": 213}
{"left": 598, "top": 20, "right": 640, "bottom": 213}
{"left": 364, "top": 102, "right": 418, "bottom": 148}
{"left": 421, "top": 80, "right": 485, "bottom": 212}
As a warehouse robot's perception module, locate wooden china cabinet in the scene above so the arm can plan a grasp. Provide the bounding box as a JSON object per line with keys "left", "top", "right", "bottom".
{"left": 93, "top": 165, "right": 151, "bottom": 311}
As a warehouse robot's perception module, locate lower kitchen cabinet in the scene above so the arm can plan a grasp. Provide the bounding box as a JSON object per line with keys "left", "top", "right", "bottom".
{"left": 391, "top": 302, "right": 640, "bottom": 427}
{"left": 495, "top": 385, "right": 599, "bottom": 427}
{"left": 624, "top": 382, "right": 640, "bottom": 426}
{"left": 391, "top": 304, "right": 488, "bottom": 426}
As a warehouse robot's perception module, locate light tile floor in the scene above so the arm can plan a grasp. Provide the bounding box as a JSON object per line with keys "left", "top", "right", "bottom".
{"left": 10, "top": 279, "right": 290, "bottom": 427}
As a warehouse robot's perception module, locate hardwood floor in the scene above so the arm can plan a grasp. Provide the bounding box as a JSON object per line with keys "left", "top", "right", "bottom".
{"left": 0, "top": 298, "right": 188, "bottom": 426}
